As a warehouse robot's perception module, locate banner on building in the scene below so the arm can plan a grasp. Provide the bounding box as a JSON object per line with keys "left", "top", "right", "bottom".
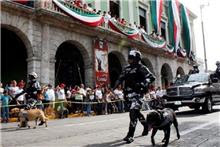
{"left": 94, "top": 39, "right": 109, "bottom": 86}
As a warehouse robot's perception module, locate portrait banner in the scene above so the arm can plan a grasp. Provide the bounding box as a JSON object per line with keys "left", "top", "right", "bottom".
{"left": 94, "top": 39, "right": 109, "bottom": 86}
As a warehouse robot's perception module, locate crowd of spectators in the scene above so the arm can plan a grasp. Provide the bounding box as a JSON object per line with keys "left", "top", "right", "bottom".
{"left": 0, "top": 79, "right": 166, "bottom": 122}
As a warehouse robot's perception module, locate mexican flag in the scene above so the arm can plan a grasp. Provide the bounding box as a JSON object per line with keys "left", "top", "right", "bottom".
{"left": 150, "top": 0, "right": 163, "bottom": 34}
{"left": 180, "top": 3, "right": 192, "bottom": 57}
{"left": 167, "top": 0, "right": 181, "bottom": 52}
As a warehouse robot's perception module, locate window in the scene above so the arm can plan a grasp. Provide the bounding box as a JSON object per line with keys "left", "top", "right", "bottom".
{"left": 161, "top": 21, "right": 166, "bottom": 40}
{"left": 139, "top": 7, "right": 147, "bottom": 31}
{"left": 110, "top": 0, "right": 120, "bottom": 18}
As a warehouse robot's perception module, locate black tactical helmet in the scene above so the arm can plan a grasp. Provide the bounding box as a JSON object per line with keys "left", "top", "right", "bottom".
{"left": 128, "top": 50, "right": 142, "bottom": 61}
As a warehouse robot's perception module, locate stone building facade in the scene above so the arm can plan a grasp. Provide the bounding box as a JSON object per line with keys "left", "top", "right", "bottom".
{"left": 1, "top": 1, "right": 197, "bottom": 89}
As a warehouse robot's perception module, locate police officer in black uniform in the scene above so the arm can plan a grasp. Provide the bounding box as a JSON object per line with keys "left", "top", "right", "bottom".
{"left": 25, "top": 72, "right": 41, "bottom": 109}
{"left": 188, "top": 65, "right": 200, "bottom": 75}
{"left": 114, "top": 49, "right": 155, "bottom": 143}
{"left": 215, "top": 61, "right": 220, "bottom": 80}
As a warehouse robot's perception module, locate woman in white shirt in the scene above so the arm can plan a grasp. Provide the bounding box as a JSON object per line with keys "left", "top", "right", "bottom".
{"left": 95, "top": 85, "right": 103, "bottom": 115}
{"left": 114, "top": 85, "right": 124, "bottom": 113}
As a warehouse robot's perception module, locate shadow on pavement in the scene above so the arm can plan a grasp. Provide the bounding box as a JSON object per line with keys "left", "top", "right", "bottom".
{"left": 1, "top": 126, "right": 30, "bottom": 132}
{"left": 85, "top": 135, "right": 153, "bottom": 147}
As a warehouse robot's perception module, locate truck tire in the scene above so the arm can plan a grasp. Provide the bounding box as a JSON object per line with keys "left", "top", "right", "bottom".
{"left": 202, "top": 97, "right": 212, "bottom": 113}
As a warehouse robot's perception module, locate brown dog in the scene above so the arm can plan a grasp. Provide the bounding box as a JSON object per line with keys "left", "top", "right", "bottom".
{"left": 18, "top": 109, "right": 48, "bottom": 129}
{"left": 10, "top": 108, "right": 20, "bottom": 117}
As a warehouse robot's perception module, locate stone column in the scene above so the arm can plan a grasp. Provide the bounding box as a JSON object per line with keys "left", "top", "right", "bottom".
{"left": 155, "top": 56, "right": 162, "bottom": 87}
{"left": 27, "top": 56, "right": 41, "bottom": 80}
{"left": 49, "top": 58, "right": 56, "bottom": 87}
{"left": 84, "top": 63, "right": 94, "bottom": 88}
{"left": 40, "top": 24, "right": 50, "bottom": 85}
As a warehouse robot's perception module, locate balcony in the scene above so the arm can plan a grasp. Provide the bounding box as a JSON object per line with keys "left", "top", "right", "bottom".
{"left": 2, "top": 0, "right": 190, "bottom": 62}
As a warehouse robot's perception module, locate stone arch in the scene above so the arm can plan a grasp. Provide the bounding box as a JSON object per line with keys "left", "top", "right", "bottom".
{"left": 161, "top": 63, "right": 173, "bottom": 89}
{"left": 142, "top": 58, "right": 155, "bottom": 74}
{"left": 176, "top": 67, "right": 185, "bottom": 77}
{"left": 1, "top": 25, "right": 33, "bottom": 83}
{"left": 108, "top": 51, "right": 126, "bottom": 87}
{"left": 1, "top": 24, "right": 33, "bottom": 59}
{"left": 54, "top": 40, "right": 91, "bottom": 87}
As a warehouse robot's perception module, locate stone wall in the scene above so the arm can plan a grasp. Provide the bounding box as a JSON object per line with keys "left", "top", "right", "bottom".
{"left": 1, "top": 1, "right": 193, "bottom": 88}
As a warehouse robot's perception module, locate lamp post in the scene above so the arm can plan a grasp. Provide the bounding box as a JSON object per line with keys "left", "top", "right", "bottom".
{"left": 200, "top": 3, "right": 208, "bottom": 72}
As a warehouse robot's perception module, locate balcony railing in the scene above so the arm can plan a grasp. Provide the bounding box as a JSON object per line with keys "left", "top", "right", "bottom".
{"left": 39, "top": 0, "right": 64, "bottom": 15}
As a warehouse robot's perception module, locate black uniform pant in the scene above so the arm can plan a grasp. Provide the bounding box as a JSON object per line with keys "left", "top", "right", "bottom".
{"left": 126, "top": 109, "right": 146, "bottom": 137}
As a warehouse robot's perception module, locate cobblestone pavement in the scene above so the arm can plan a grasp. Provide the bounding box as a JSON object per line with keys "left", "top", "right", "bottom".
{"left": 1, "top": 106, "right": 220, "bottom": 147}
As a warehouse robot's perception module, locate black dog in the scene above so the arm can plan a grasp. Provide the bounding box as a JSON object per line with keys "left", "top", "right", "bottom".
{"left": 145, "top": 108, "right": 180, "bottom": 146}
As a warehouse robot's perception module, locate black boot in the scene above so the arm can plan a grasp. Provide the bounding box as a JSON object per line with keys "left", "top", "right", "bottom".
{"left": 123, "top": 136, "right": 134, "bottom": 143}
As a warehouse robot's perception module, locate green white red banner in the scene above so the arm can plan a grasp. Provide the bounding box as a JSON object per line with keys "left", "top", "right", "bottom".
{"left": 150, "top": 0, "right": 163, "bottom": 34}
{"left": 180, "top": 3, "right": 192, "bottom": 57}
{"left": 53, "top": 0, "right": 104, "bottom": 27}
{"left": 167, "top": 0, "right": 181, "bottom": 53}
{"left": 108, "top": 18, "right": 139, "bottom": 39}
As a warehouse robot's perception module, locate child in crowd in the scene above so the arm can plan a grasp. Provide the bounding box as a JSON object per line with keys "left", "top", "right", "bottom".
{"left": 1, "top": 90, "right": 12, "bottom": 123}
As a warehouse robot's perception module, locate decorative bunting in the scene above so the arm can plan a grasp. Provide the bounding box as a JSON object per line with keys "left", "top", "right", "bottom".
{"left": 108, "top": 18, "right": 139, "bottom": 39}
{"left": 53, "top": 0, "right": 104, "bottom": 27}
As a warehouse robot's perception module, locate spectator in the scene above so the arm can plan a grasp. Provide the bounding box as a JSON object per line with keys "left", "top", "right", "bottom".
{"left": 156, "top": 87, "right": 164, "bottom": 99}
{"left": 75, "top": 0, "right": 82, "bottom": 8}
{"left": 85, "top": 87, "right": 94, "bottom": 116}
{"left": 74, "top": 85, "right": 85, "bottom": 113}
{"left": 42, "top": 85, "right": 50, "bottom": 110}
{"left": 95, "top": 85, "right": 103, "bottom": 115}
{"left": 14, "top": 81, "right": 26, "bottom": 105}
{"left": 8, "top": 80, "right": 19, "bottom": 98}
{"left": 132, "top": 22, "right": 138, "bottom": 30}
{"left": 103, "top": 11, "right": 111, "bottom": 28}
{"left": 114, "top": 84, "right": 124, "bottom": 113}
{"left": 83, "top": 3, "right": 87, "bottom": 10}
{"left": 1, "top": 90, "right": 11, "bottom": 123}
{"left": 46, "top": 84, "right": 56, "bottom": 108}
{"left": 87, "top": 3, "right": 93, "bottom": 12}
{"left": 120, "top": 18, "right": 126, "bottom": 25}
{"left": 139, "top": 25, "right": 146, "bottom": 34}
{"left": 93, "top": 9, "right": 97, "bottom": 13}
{"left": 149, "top": 85, "right": 156, "bottom": 99}
{"left": 56, "top": 83, "right": 66, "bottom": 112}
{"left": 0, "top": 82, "right": 4, "bottom": 95}
{"left": 97, "top": 10, "right": 101, "bottom": 15}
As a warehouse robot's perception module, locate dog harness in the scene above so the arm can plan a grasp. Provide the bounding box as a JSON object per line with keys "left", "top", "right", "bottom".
{"left": 155, "top": 110, "right": 173, "bottom": 129}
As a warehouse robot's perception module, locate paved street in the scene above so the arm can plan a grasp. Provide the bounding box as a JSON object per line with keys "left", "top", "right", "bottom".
{"left": 1, "top": 106, "right": 220, "bottom": 147}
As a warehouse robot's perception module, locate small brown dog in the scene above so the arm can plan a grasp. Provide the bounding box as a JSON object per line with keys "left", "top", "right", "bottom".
{"left": 10, "top": 108, "right": 20, "bottom": 117}
{"left": 18, "top": 109, "right": 48, "bottom": 129}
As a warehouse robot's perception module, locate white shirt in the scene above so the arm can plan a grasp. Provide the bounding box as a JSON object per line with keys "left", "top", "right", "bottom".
{"left": 14, "top": 89, "right": 25, "bottom": 101}
{"left": 95, "top": 89, "right": 103, "bottom": 100}
{"left": 0, "top": 88, "right": 4, "bottom": 94}
{"left": 156, "top": 90, "right": 164, "bottom": 98}
{"left": 149, "top": 91, "right": 156, "bottom": 99}
{"left": 46, "top": 88, "right": 55, "bottom": 101}
{"left": 104, "top": 13, "right": 111, "bottom": 23}
{"left": 8, "top": 86, "right": 19, "bottom": 97}
{"left": 114, "top": 89, "right": 124, "bottom": 100}
{"left": 56, "top": 89, "right": 66, "bottom": 100}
